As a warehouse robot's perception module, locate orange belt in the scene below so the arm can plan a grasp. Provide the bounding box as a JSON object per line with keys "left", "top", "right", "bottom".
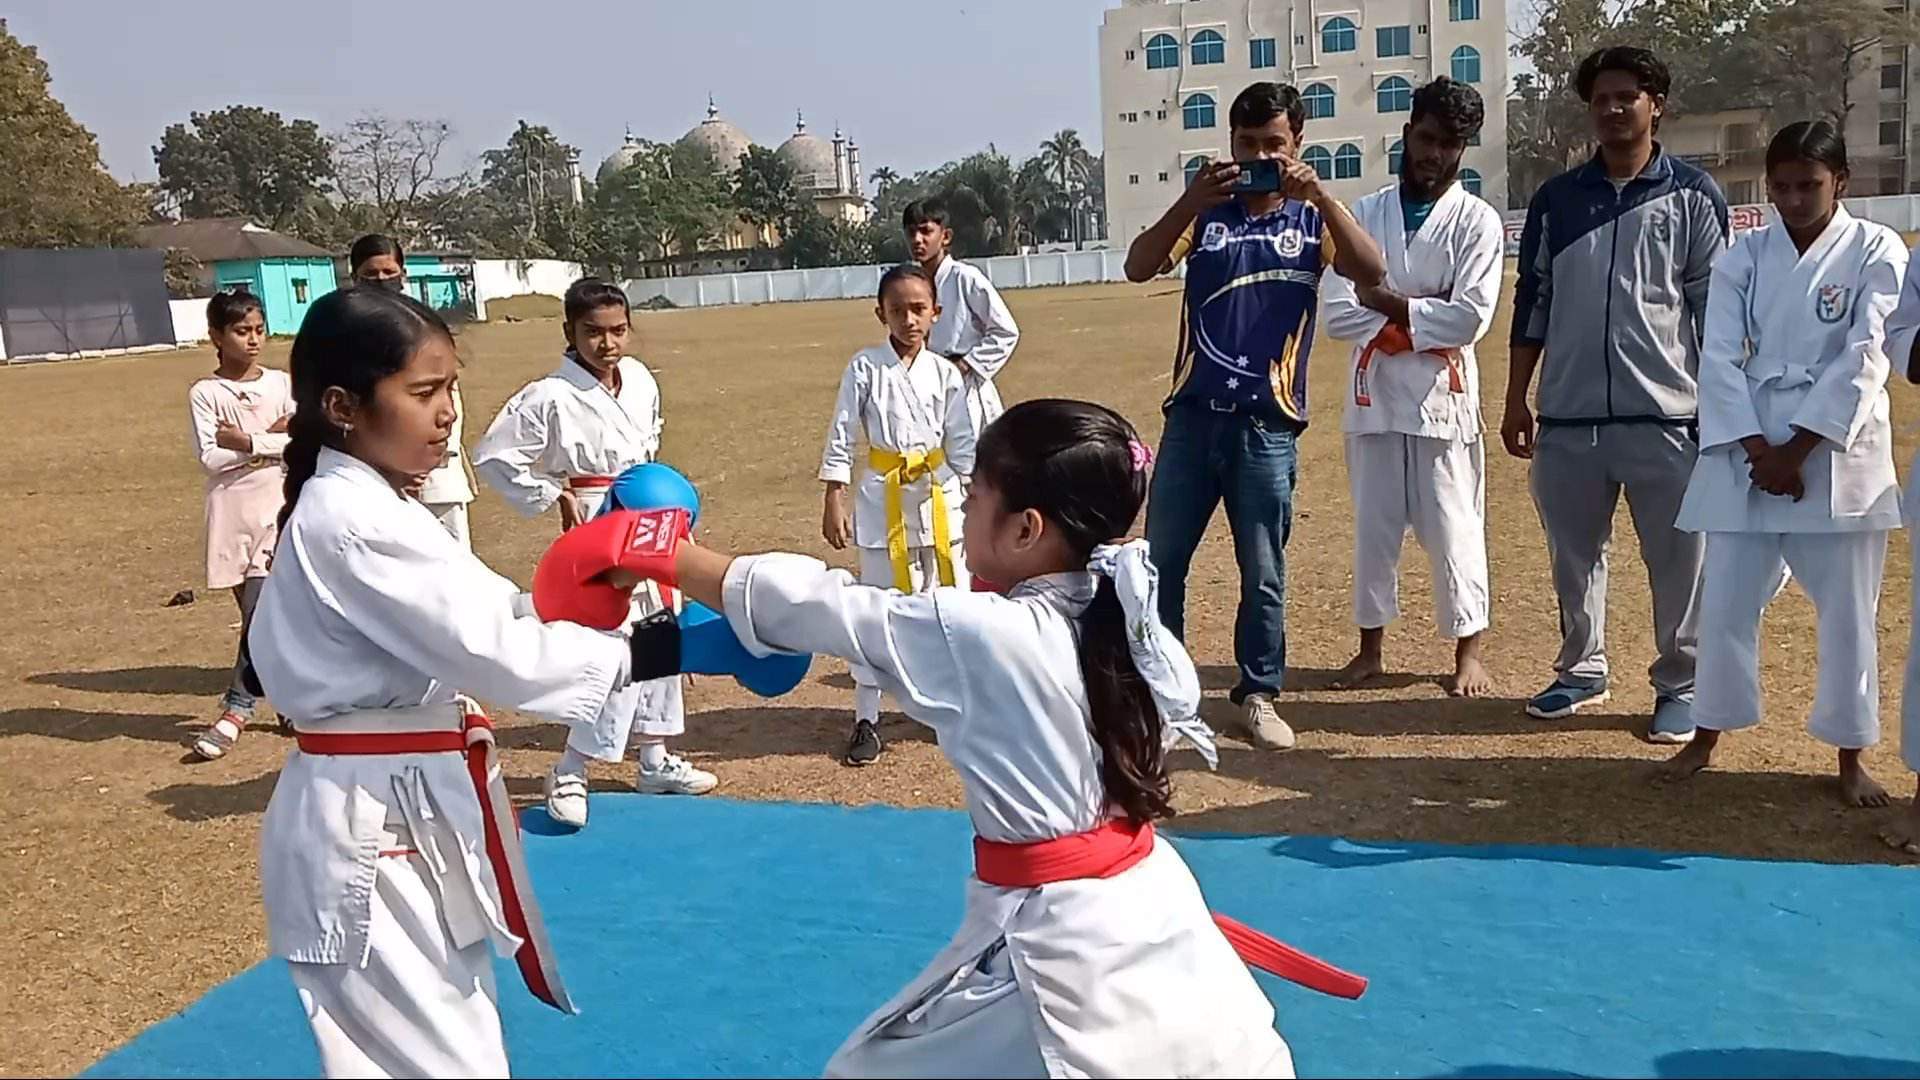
{"left": 974, "top": 819, "right": 1369, "bottom": 1000}
{"left": 294, "top": 705, "right": 575, "bottom": 1014}
{"left": 567, "top": 475, "right": 614, "bottom": 491}
{"left": 1353, "top": 322, "right": 1464, "bottom": 408}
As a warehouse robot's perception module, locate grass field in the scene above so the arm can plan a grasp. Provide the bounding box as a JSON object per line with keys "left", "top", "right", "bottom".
{"left": 4, "top": 278, "right": 1917, "bottom": 1075}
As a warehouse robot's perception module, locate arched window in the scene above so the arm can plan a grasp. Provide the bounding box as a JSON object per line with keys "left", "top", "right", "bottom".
{"left": 1191, "top": 29, "right": 1225, "bottom": 65}
{"left": 1377, "top": 76, "right": 1413, "bottom": 113}
{"left": 1460, "top": 167, "right": 1484, "bottom": 197}
{"left": 1302, "top": 146, "right": 1334, "bottom": 180}
{"left": 1335, "top": 143, "right": 1362, "bottom": 180}
{"left": 1450, "top": 0, "right": 1481, "bottom": 21}
{"left": 1303, "top": 82, "right": 1336, "bottom": 120}
{"left": 1321, "top": 16, "right": 1357, "bottom": 53}
{"left": 1182, "top": 92, "right": 1217, "bottom": 130}
{"left": 1388, "top": 139, "right": 1405, "bottom": 176}
{"left": 1146, "top": 33, "right": 1179, "bottom": 70}
{"left": 1184, "top": 155, "right": 1209, "bottom": 187}
{"left": 1451, "top": 45, "right": 1482, "bottom": 83}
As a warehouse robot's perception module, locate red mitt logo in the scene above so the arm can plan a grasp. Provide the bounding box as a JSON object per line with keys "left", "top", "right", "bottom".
{"left": 625, "top": 510, "right": 682, "bottom": 556}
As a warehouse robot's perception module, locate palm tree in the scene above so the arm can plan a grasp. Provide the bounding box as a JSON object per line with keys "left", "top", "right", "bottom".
{"left": 869, "top": 166, "right": 900, "bottom": 196}
{"left": 1038, "top": 129, "right": 1094, "bottom": 248}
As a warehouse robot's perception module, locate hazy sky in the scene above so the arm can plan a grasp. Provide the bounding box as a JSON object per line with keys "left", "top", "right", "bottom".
{"left": 12, "top": 1, "right": 1531, "bottom": 184}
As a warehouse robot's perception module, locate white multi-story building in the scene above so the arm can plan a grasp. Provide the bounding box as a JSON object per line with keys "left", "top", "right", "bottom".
{"left": 1100, "top": 0, "right": 1508, "bottom": 245}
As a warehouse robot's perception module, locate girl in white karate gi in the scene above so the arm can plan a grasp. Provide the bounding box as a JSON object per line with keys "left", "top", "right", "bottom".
{"left": 187, "top": 291, "right": 293, "bottom": 760}
{"left": 1665, "top": 120, "right": 1904, "bottom": 807}
{"left": 820, "top": 263, "right": 974, "bottom": 766}
{"left": 474, "top": 278, "right": 713, "bottom": 826}
{"left": 248, "top": 286, "right": 683, "bottom": 1076}
{"left": 618, "top": 399, "right": 1357, "bottom": 1077}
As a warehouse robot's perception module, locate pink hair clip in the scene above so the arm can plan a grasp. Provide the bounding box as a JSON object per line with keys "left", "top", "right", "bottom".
{"left": 1128, "top": 439, "right": 1154, "bottom": 474}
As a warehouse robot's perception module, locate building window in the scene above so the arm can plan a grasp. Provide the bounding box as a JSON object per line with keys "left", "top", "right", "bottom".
{"left": 1460, "top": 167, "right": 1483, "bottom": 197}
{"left": 1378, "top": 76, "right": 1413, "bottom": 113}
{"left": 1129, "top": 174, "right": 1141, "bottom": 185}
{"left": 1334, "top": 143, "right": 1363, "bottom": 179}
{"left": 1388, "top": 139, "right": 1405, "bottom": 175}
{"left": 1146, "top": 33, "right": 1179, "bottom": 69}
{"left": 1451, "top": 45, "right": 1482, "bottom": 83}
{"left": 1250, "top": 37, "right": 1277, "bottom": 68}
{"left": 1183, "top": 92, "right": 1217, "bottom": 129}
{"left": 1322, "top": 16, "right": 1357, "bottom": 53}
{"left": 1303, "top": 82, "right": 1336, "bottom": 119}
{"left": 1158, "top": 171, "right": 1170, "bottom": 182}
{"left": 292, "top": 277, "right": 310, "bottom": 303}
{"left": 1302, "top": 146, "right": 1334, "bottom": 180}
{"left": 1184, "top": 155, "right": 1210, "bottom": 186}
{"left": 1125, "top": 48, "right": 1136, "bottom": 62}
{"left": 1882, "top": 119, "right": 1903, "bottom": 145}
{"left": 1191, "top": 29, "right": 1226, "bottom": 65}
{"left": 1728, "top": 179, "right": 1757, "bottom": 204}
{"left": 1450, "top": 0, "right": 1481, "bottom": 18}
{"left": 1887, "top": 62, "right": 1906, "bottom": 90}
{"left": 1468, "top": 130, "right": 1481, "bottom": 146}
{"left": 1157, "top": 108, "right": 1168, "bottom": 120}
{"left": 1377, "top": 25, "right": 1412, "bottom": 58}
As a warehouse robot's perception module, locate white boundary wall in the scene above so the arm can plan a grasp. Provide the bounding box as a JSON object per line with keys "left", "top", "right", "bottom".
{"left": 473, "top": 259, "right": 584, "bottom": 316}
{"left": 170, "top": 298, "right": 209, "bottom": 344}
{"left": 621, "top": 250, "right": 1161, "bottom": 309}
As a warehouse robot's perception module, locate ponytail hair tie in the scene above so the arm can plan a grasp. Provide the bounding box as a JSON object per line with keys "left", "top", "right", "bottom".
{"left": 1127, "top": 440, "right": 1154, "bottom": 474}
{"left": 1086, "top": 540, "right": 1217, "bottom": 767}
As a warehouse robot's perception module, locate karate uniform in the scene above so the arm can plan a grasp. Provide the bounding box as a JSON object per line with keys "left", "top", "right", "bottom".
{"left": 188, "top": 368, "right": 293, "bottom": 590}
{"left": 821, "top": 344, "right": 974, "bottom": 723}
{"left": 250, "top": 448, "right": 629, "bottom": 1077}
{"left": 1875, "top": 236, "right": 1920, "bottom": 774}
{"left": 473, "top": 353, "right": 682, "bottom": 763}
{"left": 929, "top": 255, "right": 1020, "bottom": 435}
{"left": 718, "top": 553, "right": 1295, "bottom": 1078}
{"left": 1677, "top": 208, "right": 1905, "bottom": 747}
{"left": 1323, "top": 184, "right": 1504, "bottom": 638}
{"left": 417, "top": 384, "right": 477, "bottom": 549}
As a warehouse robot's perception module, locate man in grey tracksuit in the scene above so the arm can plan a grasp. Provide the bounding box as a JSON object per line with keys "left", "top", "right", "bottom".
{"left": 1503, "top": 46, "right": 1730, "bottom": 743}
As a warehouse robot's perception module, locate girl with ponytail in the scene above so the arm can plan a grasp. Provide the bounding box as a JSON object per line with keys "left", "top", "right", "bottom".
{"left": 248, "top": 286, "right": 690, "bottom": 1076}
{"left": 592, "top": 398, "right": 1360, "bottom": 1075}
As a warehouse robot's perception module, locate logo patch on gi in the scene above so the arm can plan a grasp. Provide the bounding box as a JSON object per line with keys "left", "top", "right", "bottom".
{"left": 1815, "top": 283, "right": 1851, "bottom": 324}
{"left": 1273, "top": 228, "right": 1305, "bottom": 258}
{"left": 1201, "top": 221, "right": 1230, "bottom": 251}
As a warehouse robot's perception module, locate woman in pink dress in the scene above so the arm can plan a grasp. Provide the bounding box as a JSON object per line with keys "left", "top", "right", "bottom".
{"left": 186, "top": 291, "right": 294, "bottom": 759}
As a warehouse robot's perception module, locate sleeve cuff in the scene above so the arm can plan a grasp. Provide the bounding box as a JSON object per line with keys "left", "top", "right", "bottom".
{"left": 720, "top": 555, "right": 777, "bottom": 658}
{"left": 818, "top": 465, "right": 852, "bottom": 484}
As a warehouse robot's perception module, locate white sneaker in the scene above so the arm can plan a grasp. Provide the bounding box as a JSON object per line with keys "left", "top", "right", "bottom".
{"left": 1244, "top": 694, "right": 1296, "bottom": 751}
{"left": 637, "top": 753, "right": 718, "bottom": 795}
{"left": 545, "top": 766, "right": 589, "bottom": 828}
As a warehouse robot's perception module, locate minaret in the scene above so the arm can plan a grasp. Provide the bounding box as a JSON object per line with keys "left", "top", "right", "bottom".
{"left": 706, "top": 94, "right": 719, "bottom": 122}
{"left": 566, "top": 149, "right": 584, "bottom": 206}
{"left": 832, "top": 124, "right": 848, "bottom": 195}
{"left": 846, "top": 138, "right": 862, "bottom": 198}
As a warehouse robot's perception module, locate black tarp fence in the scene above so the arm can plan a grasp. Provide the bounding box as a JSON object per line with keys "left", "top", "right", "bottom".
{"left": 0, "top": 248, "right": 174, "bottom": 360}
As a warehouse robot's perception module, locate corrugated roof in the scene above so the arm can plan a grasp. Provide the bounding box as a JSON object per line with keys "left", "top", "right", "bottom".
{"left": 134, "top": 217, "right": 332, "bottom": 262}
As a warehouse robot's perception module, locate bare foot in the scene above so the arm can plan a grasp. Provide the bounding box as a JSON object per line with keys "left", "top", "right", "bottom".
{"left": 1878, "top": 786, "right": 1920, "bottom": 857}
{"left": 1839, "top": 750, "right": 1891, "bottom": 808}
{"left": 1656, "top": 730, "right": 1720, "bottom": 785}
{"left": 1329, "top": 652, "right": 1385, "bottom": 689}
{"left": 1446, "top": 634, "right": 1492, "bottom": 697}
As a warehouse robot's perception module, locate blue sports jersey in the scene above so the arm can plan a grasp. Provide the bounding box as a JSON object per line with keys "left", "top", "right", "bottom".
{"left": 1164, "top": 198, "right": 1334, "bottom": 425}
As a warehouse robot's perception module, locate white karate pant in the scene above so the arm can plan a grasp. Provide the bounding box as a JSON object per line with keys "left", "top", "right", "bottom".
{"left": 1901, "top": 529, "right": 1920, "bottom": 774}
{"left": 423, "top": 502, "right": 470, "bottom": 551}
{"left": 853, "top": 544, "right": 969, "bottom": 722}
{"left": 1695, "top": 530, "right": 1887, "bottom": 747}
{"left": 963, "top": 371, "right": 1004, "bottom": 439}
{"left": 289, "top": 855, "right": 508, "bottom": 1078}
{"left": 1344, "top": 432, "right": 1490, "bottom": 637}
{"left": 569, "top": 579, "right": 684, "bottom": 763}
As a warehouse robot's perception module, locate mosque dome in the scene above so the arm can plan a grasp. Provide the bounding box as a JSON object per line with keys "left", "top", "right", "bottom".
{"left": 676, "top": 96, "right": 753, "bottom": 174}
{"left": 776, "top": 112, "right": 840, "bottom": 193}
{"left": 597, "top": 130, "right": 645, "bottom": 184}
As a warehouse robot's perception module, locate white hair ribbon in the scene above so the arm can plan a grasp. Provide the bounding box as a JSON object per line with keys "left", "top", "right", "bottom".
{"left": 1086, "top": 540, "right": 1219, "bottom": 769}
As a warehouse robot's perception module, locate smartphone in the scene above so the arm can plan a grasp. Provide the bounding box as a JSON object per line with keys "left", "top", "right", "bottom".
{"left": 1232, "top": 158, "right": 1282, "bottom": 194}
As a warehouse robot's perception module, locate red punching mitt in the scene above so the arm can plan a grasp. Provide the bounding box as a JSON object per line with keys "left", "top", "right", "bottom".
{"left": 532, "top": 508, "right": 691, "bottom": 630}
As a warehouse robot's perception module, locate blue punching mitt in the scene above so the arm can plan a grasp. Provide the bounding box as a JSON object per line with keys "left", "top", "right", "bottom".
{"left": 677, "top": 600, "right": 810, "bottom": 698}
{"left": 600, "top": 462, "right": 701, "bottom": 525}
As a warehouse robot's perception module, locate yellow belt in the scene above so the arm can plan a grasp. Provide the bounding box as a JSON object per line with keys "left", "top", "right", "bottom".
{"left": 868, "top": 448, "right": 956, "bottom": 593}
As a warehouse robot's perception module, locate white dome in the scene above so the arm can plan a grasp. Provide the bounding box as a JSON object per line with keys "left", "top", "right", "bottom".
{"left": 597, "top": 131, "right": 645, "bottom": 184}
{"left": 777, "top": 113, "right": 840, "bottom": 193}
{"left": 676, "top": 97, "right": 752, "bottom": 174}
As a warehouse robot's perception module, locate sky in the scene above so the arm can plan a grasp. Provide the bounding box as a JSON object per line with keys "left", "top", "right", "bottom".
{"left": 11, "top": 0, "right": 1532, "bottom": 185}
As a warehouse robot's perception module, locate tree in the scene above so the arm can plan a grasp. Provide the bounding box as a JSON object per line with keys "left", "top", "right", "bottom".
{"left": 1750, "top": 0, "right": 1920, "bottom": 126}
{"left": 731, "top": 145, "right": 802, "bottom": 243}
{"left": 0, "top": 19, "right": 147, "bottom": 247}
{"left": 465, "top": 121, "right": 583, "bottom": 259}
{"left": 869, "top": 166, "right": 900, "bottom": 198}
{"left": 938, "top": 151, "right": 1019, "bottom": 257}
{"left": 153, "top": 105, "right": 334, "bottom": 230}
{"left": 333, "top": 112, "right": 456, "bottom": 243}
{"left": 1038, "top": 129, "right": 1094, "bottom": 248}
{"left": 781, "top": 208, "right": 874, "bottom": 269}
{"left": 1013, "top": 155, "right": 1071, "bottom": 247}
{"left": 581, "top": 140, "right": 733, "bottom": 277}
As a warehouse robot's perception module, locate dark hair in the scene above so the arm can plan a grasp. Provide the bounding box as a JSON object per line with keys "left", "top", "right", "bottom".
{"left": 902, "top": 197, "right": 949, "bottom": 230}
{"left": 348, "top": 233, "right": 405, "bottom": 275}
{"left": 877, "top": 263, "right": 936, "bottom": 304}
{"left": 279, "top": 286, "right": 454, "bottom": 531}
{"left": 1410, "top": 77, "right": 1485, "bottom": 141}
{"left": 1576, "top": 46, "right": 1671, "bottom": 103}
{"left": 563, "top": 277, "right": 630, "bottom": 329}
{"left": 1767, "top": 119, "right": 1849, "bottom": 177}
{"left": 973, "top": 399, "right": 1171, "bottom": 825}
{"left": 207, "top": 290, "right": 263, "bottom": 334}
{"left": 1229, "top": 82, "right": 1306, "bottom": 137}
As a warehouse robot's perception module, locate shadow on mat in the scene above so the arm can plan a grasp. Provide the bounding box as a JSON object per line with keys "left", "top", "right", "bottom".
{"left": 148, "top": 770, "right": 280, "bottom": 821}
{"left": 27, "top": 665, "right": 231, "bottom": 696}
{"left": 677, "top": 705, "right": 938, "bottom": 758}
{"left": 1424, "top": 1049, "right": 1920, "bottom": 1079}
{"left": 1173, "top": 748, "right": 1906, "bottom": 865}
{"left": 1195, "top": 668, "right": 1631, "bottom": 737}
{"left": 0, "top": 706, "right": 199, "bottom": 745}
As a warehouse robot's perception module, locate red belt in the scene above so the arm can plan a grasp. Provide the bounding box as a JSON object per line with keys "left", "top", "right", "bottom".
{"left": 1354, "top": 322, "right": 1464, "bottom": 408}
{"left": 974, "top": 819, "right": 1368, "bottom": 1000}
{"left": 567, "top": 475, "right": 614, "bottom": 491}
{"left": 294, "top": 705, "right": 575, "bottom": 1014}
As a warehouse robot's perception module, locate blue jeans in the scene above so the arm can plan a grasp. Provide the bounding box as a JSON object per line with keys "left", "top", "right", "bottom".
{"left": 1145, "top": 403, "right": 1298, "bottom": 702}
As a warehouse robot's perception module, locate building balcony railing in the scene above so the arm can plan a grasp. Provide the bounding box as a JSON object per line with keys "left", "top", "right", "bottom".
{"left": 1674, "top": 148, "right": 1766, "bottom": 168}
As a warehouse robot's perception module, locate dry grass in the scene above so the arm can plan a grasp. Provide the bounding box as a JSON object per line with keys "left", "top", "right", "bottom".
{"left": 3, "top": 279, "right": 1916, "bottom": 1075}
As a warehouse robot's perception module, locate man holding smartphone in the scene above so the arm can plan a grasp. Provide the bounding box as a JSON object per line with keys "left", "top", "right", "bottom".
{"left": 1125, "top": 81, "right": 1386, "bottom": 750}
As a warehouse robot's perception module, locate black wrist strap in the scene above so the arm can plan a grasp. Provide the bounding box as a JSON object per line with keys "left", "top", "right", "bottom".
{"left": 628, "top": 610, "right": 682, "bottom": 682}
